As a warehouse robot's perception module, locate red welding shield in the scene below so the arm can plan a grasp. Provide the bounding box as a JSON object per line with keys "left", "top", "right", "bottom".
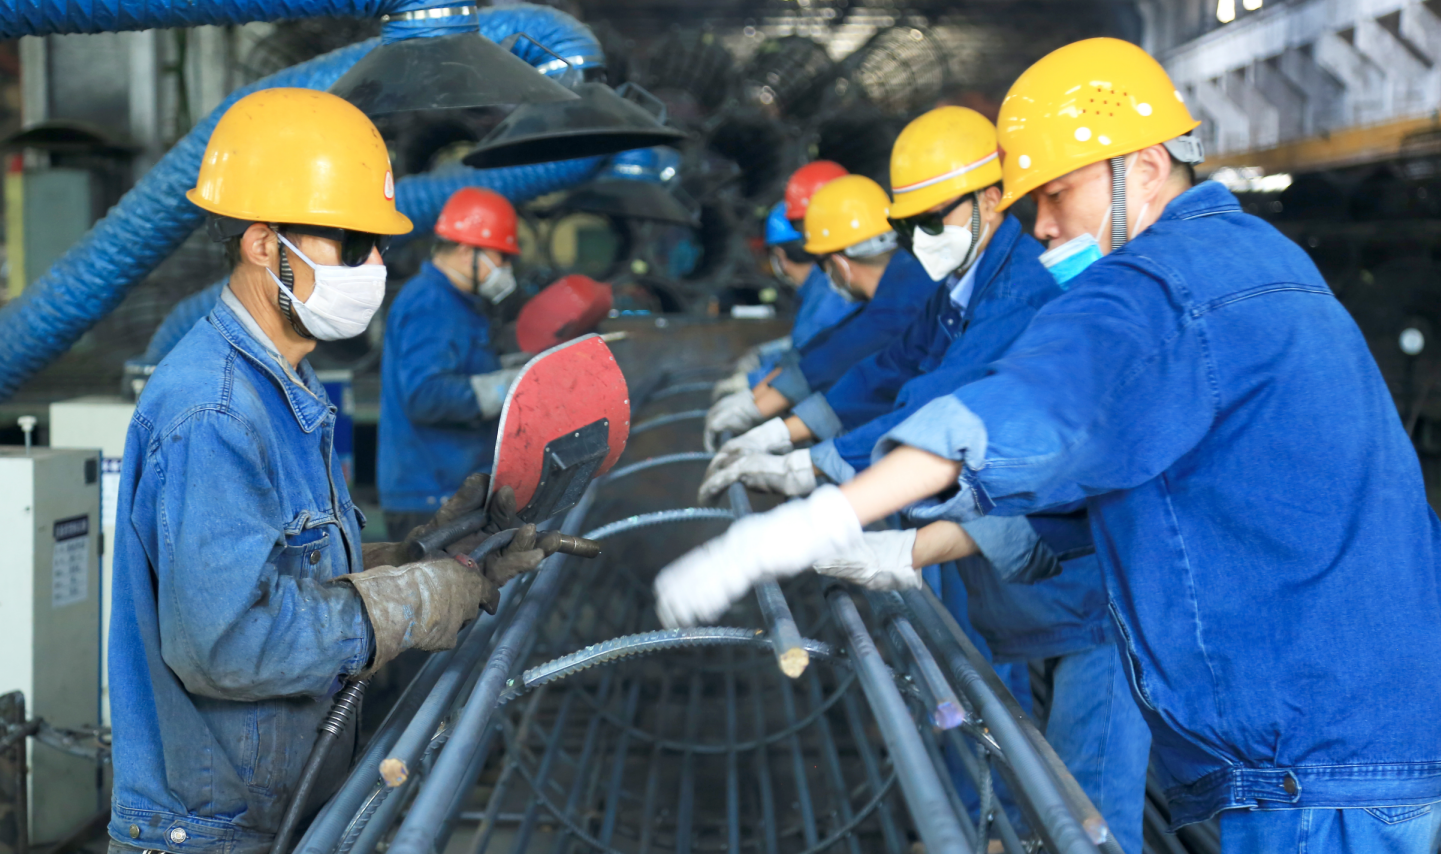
{"left": 516, "top": 274, "right": 615, "bottom": 354}
{"left": 489, "top": 334, "right": 630, "bottom": 523}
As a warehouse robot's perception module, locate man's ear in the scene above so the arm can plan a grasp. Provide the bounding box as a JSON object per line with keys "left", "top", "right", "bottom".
{"left": 1134, "top": 145, "right": 1173, "bottom": 201}
{"left": 980, "top": 184, "right": 1005, "bottom": 218}
{"left": 239, "top": 223, "right": 275, "bottom": 268}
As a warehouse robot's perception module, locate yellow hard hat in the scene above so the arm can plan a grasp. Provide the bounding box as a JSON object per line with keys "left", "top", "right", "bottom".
{"left": 995, "top": 38, "right": 1200, "bottom": 211}
{"left": 803, "top": 175, "right": 894, "bottom": 256}
{"left": 187, "top": 88, "right": 413, "bottom": 235}
{"left": 889, "top": 107, "right": 1002, "bottom": 220}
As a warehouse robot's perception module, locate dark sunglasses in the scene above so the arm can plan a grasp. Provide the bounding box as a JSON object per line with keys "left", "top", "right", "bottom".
{"left": 282, "top": 224, "right": 392, "bottom": 267}
{"left": 889, "top": 194, "right": 970, "bottom": 242}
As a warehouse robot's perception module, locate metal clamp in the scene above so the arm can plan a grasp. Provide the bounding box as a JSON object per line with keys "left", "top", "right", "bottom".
{"left": 381, "top": 5, "right": 476, "bottom": 22}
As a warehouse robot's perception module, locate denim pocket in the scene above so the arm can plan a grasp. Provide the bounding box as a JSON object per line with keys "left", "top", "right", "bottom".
{"left": 238, "top": 700, "right": 280, "bottom": 793}
{"left": 1107, "top": 601, "right": 1158, "bottom": 712}
{"left": 278, "top": 526, "right": 331, "bottom": 579}
{"left": 1363, "top": 804, "right": 1433, "bottom": 825}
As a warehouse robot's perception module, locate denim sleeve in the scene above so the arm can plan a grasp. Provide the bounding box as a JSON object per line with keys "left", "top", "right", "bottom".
{"left": 878, "top": 264, "right": 1216, "bottom": 522}
{"left": 960, "top": 515, "right": 1062, "bottom": 584}
{"left": 792, "top": 393, "right": 844, "bottom": 440}
{"left": 809, "top": 439, "right": 857, "bottom": 484}
{"left": 390, "top": 305, "right": 485, "bottom": 426}
{"left": 153, "top": 409, "right": 372, "bottom": 701}
{"left": 769, "top": 351, "right": 813, "bottom": 404}
{"left": 824, "top": 287, "right": 949, "bottom": 431}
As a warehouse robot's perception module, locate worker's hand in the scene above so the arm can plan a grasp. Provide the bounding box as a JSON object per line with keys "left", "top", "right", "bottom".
{"left": 704, "top": 391, "right": 764, "bottom": 451}
{"left": 339, "top": 555, "right": 500, "bottom": 677}
{"left": 707, "top": 417, "right": 794, "bottom": 476}
{"left": 471, "top": 367, "right": 524, "bottom": 419}
{"left": 362, "top": 472, "right": 492, "bottom": 568}
{"left": 698, "top": 449, "right": 816, "bottom": 504}
{"left": 813, "top": 529, "right": 921, "bottom": 591}
{"left": 480, "top": 523, "right": 547, "bottom": 587}
{"left": 711, "top": 370, "right": 752, "bottom": 401}
{"left": 653, "top": 485, "right": 863, "bottom": 628}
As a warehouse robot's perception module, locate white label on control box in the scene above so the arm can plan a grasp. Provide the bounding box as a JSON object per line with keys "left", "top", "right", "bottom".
{"left": 52, "top": 515, "right": 90, "bottom": 609}
{"left": 102, "top": 457, "right": 122, "bottom": 530}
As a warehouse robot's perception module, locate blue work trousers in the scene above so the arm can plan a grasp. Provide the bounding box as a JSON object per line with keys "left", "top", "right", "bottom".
{"left": 1218, "top": 803, "right": 1441, "bottom": 853}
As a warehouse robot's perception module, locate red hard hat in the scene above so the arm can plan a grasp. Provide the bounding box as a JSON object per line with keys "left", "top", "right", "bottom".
{"left": 516, "top": 275, "right": 614, "bottom": 354}
{"left": 784, "top": 160, "right": 849, "bottom": 221}
{"left": 434, "top": 187, "right": 518, "bottom": 254}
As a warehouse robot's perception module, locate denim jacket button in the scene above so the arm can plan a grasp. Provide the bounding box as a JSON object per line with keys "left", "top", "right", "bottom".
{"left": 1282, "top": 773, "right": 1299, "bottom": 796}
{"left": 128, "top": 825, "right": 140, "bottom": 839}
{"left": 167, "top": 826, "right": 188, "bottom": 846}
{"left": 309, "top": 550, "right": 321, "bottom": 565}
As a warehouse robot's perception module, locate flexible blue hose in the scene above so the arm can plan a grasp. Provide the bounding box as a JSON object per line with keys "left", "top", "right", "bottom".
{"left": 0, "top": 1, "right": 603, "bottom": 400}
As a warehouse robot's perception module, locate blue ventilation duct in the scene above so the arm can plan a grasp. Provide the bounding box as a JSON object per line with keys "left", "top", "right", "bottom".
{"left": 0, "top": 1, "right": 604, "bottom": 401}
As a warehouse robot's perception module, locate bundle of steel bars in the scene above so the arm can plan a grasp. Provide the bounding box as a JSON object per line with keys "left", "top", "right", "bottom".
{"left": 293, "top": 354, "right": 1126, "bottom": 854}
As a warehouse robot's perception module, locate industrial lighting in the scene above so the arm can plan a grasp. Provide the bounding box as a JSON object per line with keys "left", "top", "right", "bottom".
{"left": 1210, "top": 166, "right": 1292, "bottom": 193}
{"left": 462, "top": 82, "right": 688, "bottom": 169}
{"left": 329, "top": 31, "right": 580, "bottom": 116}
{"left": 1243, "top": 0, "right": 1263, "bottom": 9}
{"left": 1401, "top": 327, "right": 1426, "bottom": 356}
{"left": 1217, "top": 0, "right": 1236, "bottom": 22}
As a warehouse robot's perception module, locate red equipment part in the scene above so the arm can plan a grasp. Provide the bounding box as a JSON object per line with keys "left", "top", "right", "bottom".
{"left": 434, "top": 187, "right": 519, "bottom": 255}
{"left": 489, "top": 334, "right": 630, "bottom": 522}
{"left": 783, "top": 160, "right": 849, "bottom": 221}
{"left": 516, "top": 274, "right": 615, "bottom": 354}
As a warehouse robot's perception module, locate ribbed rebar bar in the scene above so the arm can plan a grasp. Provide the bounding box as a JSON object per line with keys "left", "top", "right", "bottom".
{"left": 630, "top": 409, "right": 708, "bottom": 436}
{"left": 600, "top": 452, "right": 714, "bottom": 485}
{"left": 726, "top": 480, "right": 810, "bottom": 677}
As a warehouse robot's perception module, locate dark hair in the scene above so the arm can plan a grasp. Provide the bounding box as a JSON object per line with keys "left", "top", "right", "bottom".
{"left": 223, "top": 236, "right": 244, "bottom": 270}
{"left": 433, "top": 238, "right": 462, "bottom": 256}
{"left": 778, "top": 242, "right": 814, "bottom": 264}
{"left": 1170, "top": 157, "right": 1196, "bottom": 187}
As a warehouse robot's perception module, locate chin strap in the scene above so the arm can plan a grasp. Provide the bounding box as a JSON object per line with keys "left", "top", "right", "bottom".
{"left": 962, "top": 191, "right": 983, "bottom": 270}
{"left": 471, "top": 248, "right": 482, "bottom": 296}
{"left": 1109, "top": 156, "right": 1128, "bottom": 253}
{"left": 274, "top": 230, "right": 314, "bottom": 340}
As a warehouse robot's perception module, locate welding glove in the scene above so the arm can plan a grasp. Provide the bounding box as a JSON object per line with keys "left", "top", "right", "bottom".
{"left": 813, "top": 529, "right": 921, "bottom": 591}
{"left": 340, "top": 555, "right": 499, "bottom": 678}
{"left": 704, "top": 391, "right": 765, "bottom": 452}
{"left": 707, "top": 417, "right": 794, "bottom": 475}
{"left": 699, "top": 449, "right": 816, "bottom": 504}
{"left": 362, "top": 472, "right": 493, "bottom": 569}
{"left": 711, "top": 371, "right": 752, "bottom": 401}
{"left": 654, "top": 485, "right": 864, "bottom": 628}
{"left": 471, "top": 367, "right": 524, "bottom": 420}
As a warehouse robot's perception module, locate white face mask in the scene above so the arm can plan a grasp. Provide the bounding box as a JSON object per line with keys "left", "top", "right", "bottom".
{"left": 268, "top": 232, "right": 387, "bottom": 341}
{"left": 824, "top": 256, "right": 861, "bottom": 303}
{"left": 910, "top": 218, "right": 989, "bottom": 282}
{"left": 477, "top": 258, "right": 516, "bottom": 304}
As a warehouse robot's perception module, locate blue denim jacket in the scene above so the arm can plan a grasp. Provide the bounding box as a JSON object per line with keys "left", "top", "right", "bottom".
{"left": 109, "top": 296, "right": 373, "bottom": 854}
{"left": 796, "top": 217, "right": 1112, "bottom": 661}
{"left": 767, "top": 251, "right": 939, "bottom": 403}
{"left": 748, "top": 266, "right": 857, "bottom": 386}
{"left": 379, "top": 262, "right": 502, "bottom": 512}
{"left": 882, "top": 182, "right": 1441, "bottom": 825}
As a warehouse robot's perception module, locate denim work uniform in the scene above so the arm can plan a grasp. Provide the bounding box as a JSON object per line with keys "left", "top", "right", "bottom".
{"left": 748, "top": 265, "right": 856, "bottom": 386}
{"left": 766, "top": 250, "right": 940, "bottom": 403}
{"left": 109, "top": 291, "right": 373, "bottom": 854}
{"left": 797, "top": 215, "right": 1149, "bottom": 851}
{"left": 379, "top": 261, "right": 502, "bottom": 513}
{"left": 883, "top": 182, "right": 1441, "bottom": 838}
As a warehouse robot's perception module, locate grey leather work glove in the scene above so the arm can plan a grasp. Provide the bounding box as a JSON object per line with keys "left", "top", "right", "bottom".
{"left": 362, "top": 472, "right": 493, "bottom": 569}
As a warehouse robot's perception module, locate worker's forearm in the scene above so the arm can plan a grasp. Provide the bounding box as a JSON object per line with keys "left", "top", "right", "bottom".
{"left": 784, "top": 415, "right": 814, "bottom": 444}
{"left": 754, "top": 385, "right": 792, "bottom": 418}
{"left": 838, "top": 445, "right": 964, "bottom": 525}
{"left": 911, "top": 521, "right": 978, "bottom": 566}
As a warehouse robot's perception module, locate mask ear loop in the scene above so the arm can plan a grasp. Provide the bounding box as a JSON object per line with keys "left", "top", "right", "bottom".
{"left": 960, "top": 191, "right": 983, "bottom": 272}
{"left": 1109, "top": 156, "right": 1128, "bottom": 253}
{"left": 273, "top": 227, "right": 314, "bottom": 340}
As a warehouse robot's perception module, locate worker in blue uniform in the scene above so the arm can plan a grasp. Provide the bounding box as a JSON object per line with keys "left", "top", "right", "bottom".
{"left": 107, "top": 90, "right": 545, "bottom": 854}
{"left": 655, "top": 40, "right": 1441, "bottom": 853}
{"left": 699, "top": 106, "right": 1150, "bottom": 852}
{"left": 379, "top": 186, "right": 525, "bottom": 538}
{"left": 705, "top": 175, "right": 940, "bottom": 450}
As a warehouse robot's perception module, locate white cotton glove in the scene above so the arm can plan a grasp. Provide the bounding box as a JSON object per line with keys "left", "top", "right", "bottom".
{"left": 711, "top": 371, "right": 752, "bottom": 401}
{"left": 470, "top": 367, "right": 523, "bottom": 419}
{"left": 654, "top": 485, "right": 864, "bottom": 628}
{"left": 813, "top": 529, "right": 922, "bottom": 591}
{"left": 734, "top": 347, "right": 764, "bottom": 375}
{"left": 698, "top": 449, "right": 817, "bottom": 504}
{"left": 703, "top": 391, "right": 764, "bottom": 452}
{"left": 707, "top": 417, "right": 794, "bottom": 476}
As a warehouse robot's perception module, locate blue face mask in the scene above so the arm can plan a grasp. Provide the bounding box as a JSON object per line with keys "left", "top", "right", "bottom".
{"left": 1038, "top": 233, "right": 1103, "bottom": 289}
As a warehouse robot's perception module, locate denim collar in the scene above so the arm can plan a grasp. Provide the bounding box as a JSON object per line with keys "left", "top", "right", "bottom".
{"left": 209, "top": 295, "right": 331, "bottom": 434}
{"left": 1155, "top": 180, "right": 1241, "bottom": 223}
{"left": 965, "top": 214, "right": 1022, "bottom": 303}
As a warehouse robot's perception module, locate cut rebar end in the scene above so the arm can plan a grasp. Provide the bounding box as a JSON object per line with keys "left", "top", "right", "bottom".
{"left": 1084, "top": 815, "right": 1112, "bottom": 844}
{"left": 778, "top": 647, "right": 810, "bottom": 678}
{"left": 379, "top": 757, "right": 408, "bottom": 788}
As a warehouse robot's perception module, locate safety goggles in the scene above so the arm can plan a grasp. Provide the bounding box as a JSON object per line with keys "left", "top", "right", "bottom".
{"left": 280, "top": 224, "right": 392, "bottom": 268}
{"left": 889, "top": 194, "right": 969, "bottom": 244}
